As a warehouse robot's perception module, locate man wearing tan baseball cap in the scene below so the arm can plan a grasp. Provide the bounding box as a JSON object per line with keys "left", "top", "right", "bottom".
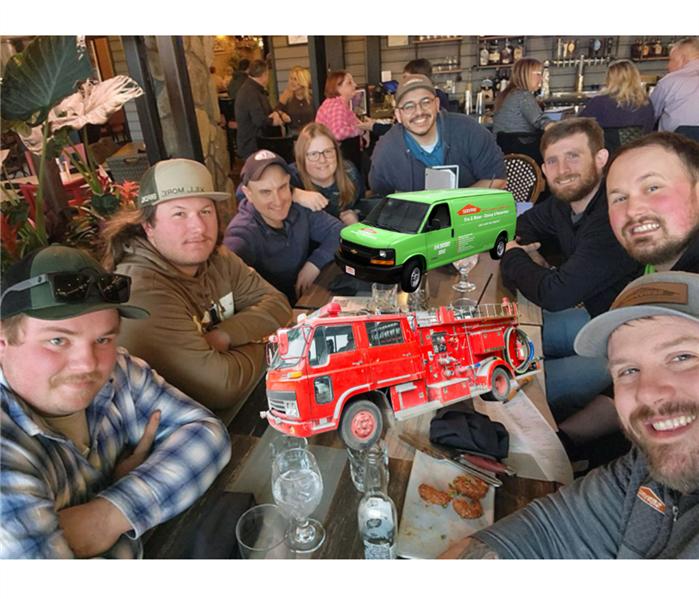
{"left": 442, "top": 271, "right": 699, "bottom": 559}
{"left": 102, "top": 158, "right": 291, "bottom": 414}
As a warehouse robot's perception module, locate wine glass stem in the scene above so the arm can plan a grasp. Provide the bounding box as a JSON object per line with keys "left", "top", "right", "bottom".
{"left": 293, "top": 518, "right": 315, "bottom": 543}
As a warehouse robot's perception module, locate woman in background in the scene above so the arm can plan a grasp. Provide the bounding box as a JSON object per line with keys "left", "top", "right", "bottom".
{"left": 274, "top": 66, "right": 315, "bottom": 134}
{"left": 579, "top": 59, "right": 655, "bottom": 134}
{"left": 493, "top": 58, "right": 554, "bottom": 135}
{"left": 291, "top": 123, "right": 368, "bottom": 225}
{"left": 315, "top": 70, "right": 374, "bottom": 172}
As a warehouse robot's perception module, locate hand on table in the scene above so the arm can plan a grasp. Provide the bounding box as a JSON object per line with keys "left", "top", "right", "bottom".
{"left": 292, "top": 187, "right": 328, "bottom": 211}
{"left": 295, "top": 262, "right": 321, "bottom": 299}
{"left": 506, "top": 238, "right": 551, "bottom": 268}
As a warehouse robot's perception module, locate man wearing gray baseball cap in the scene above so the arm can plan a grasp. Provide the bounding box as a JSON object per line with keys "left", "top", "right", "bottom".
{"left": 442, "top": 271, "right": 699, "bottom": 559}
{"left": 369, "top": 73, "right": 507, "bottom": 197}
{"left": 0, "top": 246, "right": 231, "bottom": 558}
{"left": 101, "top": 158, "right": 291, "bottom": 414}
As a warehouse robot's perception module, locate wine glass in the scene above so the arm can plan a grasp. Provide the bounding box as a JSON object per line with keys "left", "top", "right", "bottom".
{"left": 271, "top": 448, "right": 326, "bottom": 553}
{"left": 452, "top": 254, "right": 479, "bottom": 294}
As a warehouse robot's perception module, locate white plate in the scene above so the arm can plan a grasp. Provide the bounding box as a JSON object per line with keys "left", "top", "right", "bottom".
{"left": 396, "top": 451, "right": 495, "bottom": 559}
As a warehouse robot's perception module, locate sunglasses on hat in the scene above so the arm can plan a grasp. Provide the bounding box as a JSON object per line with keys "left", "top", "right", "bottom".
{"left": 0, "top": 272, "right": 132, "bottom": 305}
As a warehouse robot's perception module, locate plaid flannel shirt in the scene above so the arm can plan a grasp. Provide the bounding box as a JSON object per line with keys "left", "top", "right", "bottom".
{"left": 315, "top": 96, "right": 361, "bottom": 141}
{"left": 0, "top": 348, "right": 231, "bottom": 559}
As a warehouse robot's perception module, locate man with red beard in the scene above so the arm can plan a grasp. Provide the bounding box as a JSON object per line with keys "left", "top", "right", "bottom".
{"left": 607, "top": 132, "right": 699, "bottom": 275}
{"left": 501, "top": 118, "right": 642, "bottom": 421}
{"left": 442, "top": 271, "right": 699, "bottom": 559}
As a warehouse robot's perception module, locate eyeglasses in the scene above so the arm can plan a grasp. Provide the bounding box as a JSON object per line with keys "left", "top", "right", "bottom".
{"left": 306, "top": 148, "right": 337, "bottom": 162}
{"left": 0, "top": 272, "right": 132, "bottom": 305}
{"left": 397, "top": 96, "right": 435, "bottom": 115}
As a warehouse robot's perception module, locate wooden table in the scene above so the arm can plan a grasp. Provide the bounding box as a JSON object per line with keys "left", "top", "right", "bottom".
{"left": 144, "top": 256, "right": 560, "bottom": 559}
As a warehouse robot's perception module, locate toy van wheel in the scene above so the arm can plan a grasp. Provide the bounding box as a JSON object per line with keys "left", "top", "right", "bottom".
{"left": 480, "top": 366, "right": 511, "bottom": 402}
{"left": 490, "top": 234, "right": 507, "bottom": 260}
{"left": 401, "top": 259, "right": 423, "bottom": 293}
{"left": 338, "top": 399, "right": 383, "bottom": 450}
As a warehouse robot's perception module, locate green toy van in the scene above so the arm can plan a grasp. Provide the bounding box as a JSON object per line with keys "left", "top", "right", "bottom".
{"left": 335, "top": 188, "right": 517, "bottom": 293}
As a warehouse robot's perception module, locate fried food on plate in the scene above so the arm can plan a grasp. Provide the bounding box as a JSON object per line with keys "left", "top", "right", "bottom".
{"left": 453, "top": 496, "right": 483, "bottom": 520}
{"left": 418, "top": 483, "right": 451, "bottom": 506}
{"left": 451, "top": 474, "right": 489, "bottom": 500}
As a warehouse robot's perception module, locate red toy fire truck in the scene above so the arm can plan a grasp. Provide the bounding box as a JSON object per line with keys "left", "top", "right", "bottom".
{"left": 261, "top": 301, "right": 542, "bottom": 450}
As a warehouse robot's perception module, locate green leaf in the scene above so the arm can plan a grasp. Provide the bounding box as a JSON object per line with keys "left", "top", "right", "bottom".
{"left": 90, "top": 193, "right": 120, "bottom": 217}
{"left": 0, "top": 36, "right": 92, "bottom": 125}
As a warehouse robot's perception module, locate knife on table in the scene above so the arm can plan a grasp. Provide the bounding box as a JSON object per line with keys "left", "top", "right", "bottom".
{"left": 456, "top": 453, "right": 516, "bottom": 477}
{"left": 399, "top": 433, "right": 502, "bottom": 487}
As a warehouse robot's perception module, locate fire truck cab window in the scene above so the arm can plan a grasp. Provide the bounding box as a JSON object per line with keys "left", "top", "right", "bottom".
{"left": 365, "top": 321, "right": 405, "bottom": 347}
{"left": 308, "top": 325, "right": 356, "bottom": 367}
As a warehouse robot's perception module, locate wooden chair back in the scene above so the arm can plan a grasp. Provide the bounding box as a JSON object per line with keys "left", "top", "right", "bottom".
{"left": 504, "top": 153, "right": 545, "bottom": 204}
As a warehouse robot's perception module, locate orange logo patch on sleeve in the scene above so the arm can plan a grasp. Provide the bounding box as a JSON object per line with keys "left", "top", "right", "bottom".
{"left": 637, "top": 486, "right": 666, "bottom": 514}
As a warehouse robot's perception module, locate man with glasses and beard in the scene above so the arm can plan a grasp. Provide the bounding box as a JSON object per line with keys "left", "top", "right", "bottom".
{"left": 500, "top": 118, "right": 642, "bottom": 422}
{"left": 368, "top": 74, "right": 507, "bottom": 197}
{"left": 442, "top": 271, "right": 699, "bottom": 559}
{"left": 0, "top": 246, "right": 231, "bottom": 558}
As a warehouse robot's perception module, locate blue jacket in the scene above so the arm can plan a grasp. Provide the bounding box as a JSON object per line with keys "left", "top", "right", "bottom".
{"left": 368, "top": 109, "right": 506, "bottom": 197}
{"left": 223, "top": 198, "right": 344, "bottom": 305}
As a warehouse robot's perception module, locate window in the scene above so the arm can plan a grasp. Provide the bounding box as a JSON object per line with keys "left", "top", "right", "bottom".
{"left": 365, "top": 321, "right": 405, "bottom": 347}
{"left": 308, "top": 325, "right": 356, "bottom": 367}
{"left": 425, "top": 203, "right": 451, "bottom": 231}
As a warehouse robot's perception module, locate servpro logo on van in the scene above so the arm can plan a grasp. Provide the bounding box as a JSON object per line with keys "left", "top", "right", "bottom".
{"left": 458, "top": 204, "right": 481, "bottom": 216}
{"left": 352, "top": 228, "right": 377, "bottom": 239}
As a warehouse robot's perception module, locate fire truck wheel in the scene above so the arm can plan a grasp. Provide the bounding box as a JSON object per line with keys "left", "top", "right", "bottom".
{"left": 338, "top": 399, "right": 383, "bottom": 450}
{"left": 489, "top": 234, "right": 507, "bottom": 260}
{"left": 401, "top": 259, "right": 423, "bottom": 293}
{"left": 481, "top": 366, "right": 511, "bottom": 402}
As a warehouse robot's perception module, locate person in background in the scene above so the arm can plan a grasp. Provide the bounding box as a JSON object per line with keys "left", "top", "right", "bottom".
{"left": 500, "top": 118, "right": 641, "bottom": 422}
{"left": 274, "top": 66, "right": 315, "bottom": 134}
{"left": 492, "top": 58, "right": 554, "bottom": 136}
{"left": 209, "top": 66, "right": 226, "bottom": 93}
{"left": 579, "top": 60, "right": 655, "bottom": 135}
{"left": 556, "top": 131, "right": 699, "bottom": 456}
{"left": 0, "top": 246, "right": 231, "bottom": 558}
{"left": 227, "top": 58, "right": 250, "bottom": 104}
{"left": 224, "top": 150, "right": 344, "bottom": 305}
{"left": 315, "top": 70, "right": 375, "bottom": 172}
{"left": 235, "top": 59, "right": 284, "bottom": 159}
{"left": 403, "top": 58, "right": 450, "bottom": 111}
{"left": 442, "top": 271, "right": 699, "bottom": 559}
{"left": 101, "top": 158, "right": 291, "bottom": 412}
{"left": 650, "top": 37, "right": 699, "bottom": 133}
{"left": 289, "top": 123, "right": 373, "bottom": 225}
{"left": 369, "top": 74, "right": 506, "bottom": 197}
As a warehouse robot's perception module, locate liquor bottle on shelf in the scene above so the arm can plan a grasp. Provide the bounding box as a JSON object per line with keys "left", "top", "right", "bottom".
{"left": 488, "top": 40, "right": 500, "bottom": 65}
{"left": 513, "top": 38, "right": 524, "bottom": 62}
{"left": 357, "top": 445, "right": 397, "bottom": 560}
{"left": 479, "top": 40, "right": 489, "bottom": 67}
{"left": 653, "top": 38, "right": 663, "bottom": 57}
{"left": 501, "top": 39, "right": 512, "bottom": 65}
{"left": 631, "top": 38, "right": 643, "bottom": 60}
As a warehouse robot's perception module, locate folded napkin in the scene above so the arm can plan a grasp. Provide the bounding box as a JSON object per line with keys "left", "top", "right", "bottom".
{"left": 429, "top": 403, "right": 509, "bottom": 460}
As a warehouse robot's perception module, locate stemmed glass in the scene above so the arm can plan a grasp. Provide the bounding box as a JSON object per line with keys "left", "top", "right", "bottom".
{"left": 271, "top": 448, "right": 326, "bottom": 553}
{"left": 452, "top": 255, "right": 479, "bottom": 310}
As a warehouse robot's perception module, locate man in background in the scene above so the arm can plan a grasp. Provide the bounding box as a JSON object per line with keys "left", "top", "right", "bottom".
{"left": 0, "top": 246, "right": 231, "bottom": 558}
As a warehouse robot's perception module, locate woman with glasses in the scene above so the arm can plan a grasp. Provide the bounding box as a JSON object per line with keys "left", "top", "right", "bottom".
{"left": 493, "top": 58, "right": 554, "bottom": 135}
{"left": 274, "top": 66, "right": 315, "bottom": 134}
{"left": 579, "top": 60, "right": 655, "bottom": 141}
{"left": 315, "top": 70, "right": 375, "bottom": 172}
{"left": 291, "top": 123, "right": 369, "bottom": 225}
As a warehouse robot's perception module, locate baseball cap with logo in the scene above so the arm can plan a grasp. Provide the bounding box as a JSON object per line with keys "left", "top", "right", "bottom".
{"left": 575, "top": 271, "right": 699, "bottom": 358}
{"left": 0, "top": 246, "right": 150, "bottom": 321}
{"left": 138, "top": 158, "right": 230, "bottom": 208}
{"left": 240, "top": 150, "right": 292, "bottom": 187}
{"left": 395, "top": 74, "right": 436, "bottom": 106}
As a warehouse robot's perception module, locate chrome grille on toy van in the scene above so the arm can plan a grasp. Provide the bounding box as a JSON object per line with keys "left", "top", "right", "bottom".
{"left": 267, "top": 389, "right": 297, "bottom": 414}
{"left": 339, "top": 238, "right": 371, "bottom": 266}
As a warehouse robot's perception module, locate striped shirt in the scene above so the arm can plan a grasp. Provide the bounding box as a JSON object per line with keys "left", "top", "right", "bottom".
{"left": 0, "top": 348, "right": 231, "bottom": 559}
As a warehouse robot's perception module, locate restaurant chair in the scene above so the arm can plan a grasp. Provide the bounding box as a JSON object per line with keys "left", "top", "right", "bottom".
{"left": 602, "top": 126, "right": 644, "bottom": 155}
{"left": 106, "top": 153, "right": 151, "bottom": 185}
{"left": 19, "top": 182, "right": 87, "bottom": 218}
{"left": 675, "top": 125, "right": 699, "bottom": 143}
{"left": 496, "top": 131, "right": 543, "bottom": 166}
{"left": 504, "top": 153, "right": 545, "bottom": 204}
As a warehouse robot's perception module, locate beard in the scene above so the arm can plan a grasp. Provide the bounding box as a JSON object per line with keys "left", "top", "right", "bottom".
{"left": 621, "top": 215, "right": 699, "bottom": 266}
{"left": 621, "top": 401, "right": 699, "bottom": 493}
{"left": 549, "top": 164, "right": 601, "bottom": 204}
